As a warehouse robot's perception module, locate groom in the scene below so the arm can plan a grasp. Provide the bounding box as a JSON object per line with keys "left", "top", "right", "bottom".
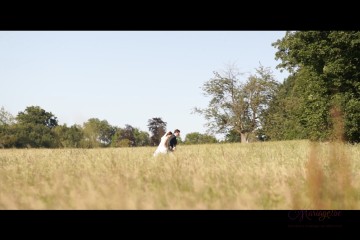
{"left": 168, "top": 129, "right": 180, "bottom": 152}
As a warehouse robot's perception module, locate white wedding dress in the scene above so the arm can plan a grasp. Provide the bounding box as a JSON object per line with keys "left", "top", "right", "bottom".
{"left": 153, "top": 134, "right": 170, "bottom": 156}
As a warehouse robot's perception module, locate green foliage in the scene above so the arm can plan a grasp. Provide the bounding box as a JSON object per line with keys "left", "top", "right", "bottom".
{"left": 0, "top": 124, "right": 17, "bottom": 148}
{"left": 133, "top": 128, "right": 150, "bottom": 146}
{"left": 4, "top": 106, "right": 60, "bottom": 148}
{"left": 296, "top": 68, "right": 332, "bottom": 141}
{"left": 274, "top": 31, "right": 360, "bottom": 96}
{"left": 147, "top": 117, "right": 167, "bottom": 146}
{"left": 184, "top": 132, "right": 218, "bottom": 145}
{"left": 17, "top": 106, "right": 58, "bottom": 129}
{"left": 111, "top": 125, "right": 150, "bottom": 147}
{"left": 13, "top": 123, "right": 58, "bottom": 148}
{"left": 261, "top": 78, "right": 303, "bottom": 141}
{"left": 0, "top": 106, "right": 153, "bottom": 148}
{"left": 110, "top": 127, "right": 122, "bottom": 148}
{"left": 337, "top": 93, "right": 360, "bottom": 143}
{"left": 271, "top": 31, "right": 360, "bottom": 142}
{"left": 224, "top": 129, "right": 241, "bottom": 142}
{"left": 82, "top": 118, "right": 114, "bottom": 148}
{"left": 53, "top": 124, "right": 84, "bottom": 148}
{"left": 121, "top": 124, "right": 136, "bottom": 146}
{"left": 176, "top": 136, "right": 184, "bottom": 144}
{"left": 263, "top": 68, "right": 332, "bottom": 141}
{"left": 117, "top": 139, "right": 131, "bottom": 147}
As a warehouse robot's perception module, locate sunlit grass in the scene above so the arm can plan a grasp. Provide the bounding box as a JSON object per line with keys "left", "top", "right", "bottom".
{"left": 0, "top": 140, "right": 359, "bottom": 209}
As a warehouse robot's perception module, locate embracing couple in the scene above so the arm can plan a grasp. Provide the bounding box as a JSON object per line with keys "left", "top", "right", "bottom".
{"left": 153, "top": 129, "right": 180, "bottom": 157}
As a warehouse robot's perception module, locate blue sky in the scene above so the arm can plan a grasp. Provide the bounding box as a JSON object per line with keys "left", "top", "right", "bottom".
{"left": 0, "top": 31, "right": 289, "bottom": 140}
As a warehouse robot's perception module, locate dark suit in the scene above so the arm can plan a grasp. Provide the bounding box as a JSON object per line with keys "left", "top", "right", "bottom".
{"left": 168, "top": 134, "right": 177, "bottom": 151}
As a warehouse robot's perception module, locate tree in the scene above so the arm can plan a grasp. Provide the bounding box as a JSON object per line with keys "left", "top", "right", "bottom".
{"left": 111, "top": 125, "right": 150, "bottom": 147}
{"left": 82, "top": 118, "right": 114, "bottom": 147}
{"left": 224, "top": 129, "right": 241, "bottom": 142}
{"left": 0, "top": 107, "right": 16, "bottom": 148}
{"left": 53, "top": 124, "right": 84, "bottom": 148}
{"left": 110, "top": 127, "right": 123, "bottom": 147}
{"left": 0, "top": 106, "right": 15, "bottom": 125}
{"left": 194, "top": 64, "right": 278, "bottom": 143}
{"left": 272, "top": 31, "right": 360, "bottom": 142}
{"left": 17, "top": 106, "right": 58, "bottom": 129}
{"left": 121, "top": 124, "right": 136, "bottom": 146}
{"left": 147, "top": 117, "right": 167, "bottom": 146}
{"left": 0, "top": 124, "right": 17, "bottom": 148}
{"left": 133, "top": 128, "right": 150, "bottom": 146}
{"left": 242, "top": 65, "right": 279, "bottom": 140}
{"left": 13, "top": 106, "right": 59, "bottom": 148}
{"left": 184, "top": 132, "right": 217, "bottom": 144}
{"left": 273, "top": 31, "right": 360, "bottom": 94}
{"left": 262, "top": 68, "right": 331, "bottom": 141}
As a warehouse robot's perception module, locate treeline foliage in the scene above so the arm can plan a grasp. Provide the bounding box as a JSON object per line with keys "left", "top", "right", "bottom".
{"left": 0, "top": 106, "right": 210, "bottom": 148}
{"left": 183, "top": 132, "right": 218, "bottom": 145}
{"left": 0, "top": 106, "right": 153, "bottom": 148}
{"left": 263, "top": 31, "right": 360, "bottom": 143}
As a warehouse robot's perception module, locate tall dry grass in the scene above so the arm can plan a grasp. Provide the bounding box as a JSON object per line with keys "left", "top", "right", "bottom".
{"left": 0, "top": 139, "right": 359, "bottom": 209}
{"left": 295, "top": 106, "right": 358, "bottom": 209}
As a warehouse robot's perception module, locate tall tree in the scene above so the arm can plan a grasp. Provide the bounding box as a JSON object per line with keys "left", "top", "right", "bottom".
{"left": 147, "top": 117, "right": 166, "bottom": 146}
{"left": 262, "top": 68, "right": 331, "bottom": 141}
{"left": 272, "top": 31, "right": 360, "bottom": 142}
{"left": 194, "top": 64, "right": 278, "bottom": 142}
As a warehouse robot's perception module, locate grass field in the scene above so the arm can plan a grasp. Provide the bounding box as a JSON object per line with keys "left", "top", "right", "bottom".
{"left": 0, "top": 140, "right": 359, "bottom": 209}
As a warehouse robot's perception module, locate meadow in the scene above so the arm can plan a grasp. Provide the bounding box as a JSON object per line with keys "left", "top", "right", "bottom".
{"left": 0, "top": 140, "right": 359, "bottom": 209}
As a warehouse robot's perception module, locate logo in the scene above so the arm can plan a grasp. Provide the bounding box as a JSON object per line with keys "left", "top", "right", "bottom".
{"left": 288, "top": 210, "right": 342, "bottom": 222}
{"left": 288, "top": 210, "right": 343, "bottom": 228}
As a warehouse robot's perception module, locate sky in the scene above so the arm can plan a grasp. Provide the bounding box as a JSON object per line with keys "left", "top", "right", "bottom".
{"left": 0, "top": 31, "right": 289, "bottom": 140}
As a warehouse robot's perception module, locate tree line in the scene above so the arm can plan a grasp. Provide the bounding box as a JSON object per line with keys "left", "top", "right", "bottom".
{"left": 0, "top": 106, "right": 217, "bottom": 148}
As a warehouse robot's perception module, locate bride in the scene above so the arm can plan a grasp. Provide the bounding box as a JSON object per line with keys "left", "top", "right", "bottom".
{"left": 153, "top": 131, "right": 173, "bottom": 156}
